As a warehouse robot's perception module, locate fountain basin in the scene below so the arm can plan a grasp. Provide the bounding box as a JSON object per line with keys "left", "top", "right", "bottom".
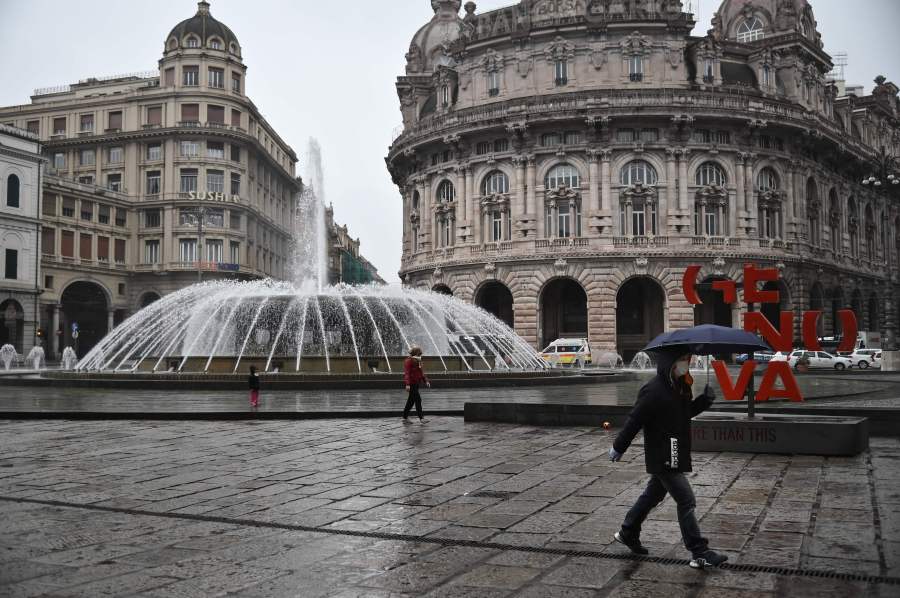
{"left": 137, "top": 355, "right": 491, "bottom": 374}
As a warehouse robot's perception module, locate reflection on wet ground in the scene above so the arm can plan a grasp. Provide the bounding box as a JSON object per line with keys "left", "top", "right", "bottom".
{"left": 1, "top": 370, "right": 897, "bottom": 413}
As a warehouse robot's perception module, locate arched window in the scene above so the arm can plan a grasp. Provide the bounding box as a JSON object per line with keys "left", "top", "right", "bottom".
{"left": 620, "top": 160, "right": 658, "bottom": 186}
{"left": 482, "top": 171, "right": 509, "bottom": 195}
{"left": 6, "top": 174, "right": 19, "bottom": 208}
{"left": 806, "top": 179, "right": 820, "bottom": 247}
{"left": 695, "top": 162, "right": 726, "bottom": 186}
{"left": 757, "top": 167, "right": 778, "bottom": 191}
{"left": 411, "top": 191, "right": 420, "bottom": 211}
{"left": 828, "top": 189, "right": 840, "bottom": 254}
{"left": 186, "top": 36, "right": 200, "bottom": 48}
{"left": 847, "top": 198, "right": 859, "bottom": 258}
{"left": 545, "top": 164, "right": 580, "bottom": 189}
{"left": 757, "top": 168, "right": 782, "bottom": 239}
{"left": 865, "top": 206, "right": 876, "bottom": 260}
{"left": 229, "top": 42, "right": 238, "bottom": 54}
{"left": 209, "top": 38, "right": 222, "bottom": 50}
{"left": 736, "top": 17, "right": 765, "bottom": 42}
{"left": 167, "top": 38, "right": 178, "bottom": 51}
{"left": 436, "top": 180, "right": 455, "bottom": 203}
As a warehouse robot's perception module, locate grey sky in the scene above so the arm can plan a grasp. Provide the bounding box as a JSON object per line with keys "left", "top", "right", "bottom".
{"left": 1, "top": 1, "right": 898, "bottom": 283}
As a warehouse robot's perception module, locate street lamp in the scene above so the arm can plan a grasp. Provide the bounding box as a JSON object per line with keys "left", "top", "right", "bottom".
{"left": 184, "top": 205, "right": 211, "bottom": 283}
{"left": 860, "top": 146, "right": 900, "bottom": 189}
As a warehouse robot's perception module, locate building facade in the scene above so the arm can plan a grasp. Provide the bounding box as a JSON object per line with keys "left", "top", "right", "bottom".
{"left": 0, "top": 1, "right": 301, "bottom": 358}
{"left": 325, "top": 205, "right": 386, "bottom": 285}
{"left": 0, "top": 124, "right": 43, "bottom": 357}
{"left": 387, "top": 0, "right": 900, "bottom": 360}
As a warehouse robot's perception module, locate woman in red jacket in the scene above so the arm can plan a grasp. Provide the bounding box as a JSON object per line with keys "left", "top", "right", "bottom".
{"left": 403, "top": 346, "right": 430, "bottom": 423}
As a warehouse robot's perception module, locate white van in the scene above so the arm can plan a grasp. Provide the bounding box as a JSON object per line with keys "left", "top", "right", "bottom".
{"left": 540, "top": 338, "right": 592, "bottom": 367}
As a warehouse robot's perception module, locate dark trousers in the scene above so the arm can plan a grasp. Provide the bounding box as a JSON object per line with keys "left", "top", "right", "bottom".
{"left": 403, "top": 385, "right": 423, "bottom": 419}
{"left": 621, "top": 471, "right": 708, "bottom": 556}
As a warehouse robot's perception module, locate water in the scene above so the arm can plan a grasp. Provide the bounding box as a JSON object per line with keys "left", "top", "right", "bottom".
{"left": 0, "top": 344, "right": 17, "bottom": 370}
{"left": 629, "top": 351, "right": 653, "bottom": 370}
{"left": 61, "top": 347, "right": 78, "bottom": 370}
{"left": 75, "top": 137, "right": 548, "bottom": 375}
{"left": 595, "top": 351, "right": 625, "bottom": 369}
{"left": 25, "top": 346, "right": 45, "bottom": 370}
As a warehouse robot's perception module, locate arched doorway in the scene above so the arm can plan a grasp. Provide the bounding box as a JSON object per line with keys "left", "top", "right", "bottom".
{"left": 616, "top": 277, "right": 665, "bottom": 362}
{"left": 540, "top": 278, "right": 587, "bottom": 347}
{"left": 475, "top": 281, "right": 513, "bottom": 328}
{"left": 60, "top": 281, "right": 109, "bottom": 357}
{"left": 867, "top": 293, "right": 879, "bottom": 334}
{"left": 431, "top": 284, "right": 452, "bottom": 296}
{"left": 0, "top": 299, "right": 25, "bottom": 351}
{"left": 760, "top": 280, "right": 791, "bottom": 333}
{"left": 810, "top": 282, "right": 825, "bottom": 337}
{"left": 694, "top": 277, "right": 733, "bottom": 328}
{"left": 140, "top": 292, "right": 161, "bottom": 309}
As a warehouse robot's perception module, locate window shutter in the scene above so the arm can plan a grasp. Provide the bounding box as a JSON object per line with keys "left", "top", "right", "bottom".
{"left": 147, "top": 106, "right": 162, "bottom": 125}
{"left": 61, "top": 231, "right": 74, "bottom": 257}
{"left": 207, "top": 105, "right": 224, "bottom": 124}
{"left": 108, "top": 111, "right": 122, "bottom": 130}
{"left": 42, "top": 228, "right": 55, "bottom": 255}
{"left": 79, "top": 233, "right": 92, "bottom": 259}
{"left": 98, "top": 236, "right": 110, "bottom": 260}
{"left": 181, "top": 104, "right": 199, "bottom": 122}
{"left": 115, "top": 239, "right": 126, "bottom": 263}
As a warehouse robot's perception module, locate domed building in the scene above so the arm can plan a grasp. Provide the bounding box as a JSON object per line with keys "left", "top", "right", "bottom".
{"left": 0, "top": 1, "right": 300, "bottom": 358}
{"left": 386, "top": 0, "right": 900, "bottom": 361}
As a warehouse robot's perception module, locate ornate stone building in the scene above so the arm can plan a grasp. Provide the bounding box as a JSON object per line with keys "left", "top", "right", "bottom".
{"left": 0, "top": 2, "right": 301, "bottom": 358}
{"left": 387, "top": 0, "right": 900, "bottom": 360}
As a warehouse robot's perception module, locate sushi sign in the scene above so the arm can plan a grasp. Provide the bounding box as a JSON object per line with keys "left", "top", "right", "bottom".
{"left": 682, "top": 264, "right": 858, "bottom": 403}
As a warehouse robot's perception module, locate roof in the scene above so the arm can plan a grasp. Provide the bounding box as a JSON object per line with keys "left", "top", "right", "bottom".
{"left": 166, "top": 1, "right": 240, "bottom": 53}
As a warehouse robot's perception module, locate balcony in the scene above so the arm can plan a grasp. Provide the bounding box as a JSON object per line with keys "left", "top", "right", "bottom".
{"left": 488, "top": 88, "right": 500, "bottom": 97}
{"left": 702, "top": 75, "right": 715, "bottom": 84}
{"left": 692, "top": 236, "right": 727, "bottom": 246}
{"left": 629, "top": 73, "right": 644, "bottom": 82}
{"left": 613, "top": 236, "right": 669, "bottom": 247}
{"left": 554, "top": 77, "right": 568, "bottom": 86}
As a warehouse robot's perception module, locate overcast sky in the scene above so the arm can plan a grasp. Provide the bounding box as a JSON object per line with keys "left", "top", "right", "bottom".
{"left": 1, "top": 0, "right": 898, "bottom": 283}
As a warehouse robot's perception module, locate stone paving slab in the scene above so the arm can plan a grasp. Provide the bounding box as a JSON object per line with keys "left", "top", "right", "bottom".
{"left": 0, "top": 417, "right": 898, "bottom": 597}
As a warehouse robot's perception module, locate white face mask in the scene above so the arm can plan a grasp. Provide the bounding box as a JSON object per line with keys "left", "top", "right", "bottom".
{"left": 412, "top": 355, "right": 422, "bottom": 361}
{"left": 673, "top": 360, "right": 690, "bottom": 378}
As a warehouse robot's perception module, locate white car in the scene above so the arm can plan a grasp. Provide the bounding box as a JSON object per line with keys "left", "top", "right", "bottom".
{"left": 787, "top": 350, "right": 852, "bottom": 370}
{"left": 846, "top": 349, "right": 882, "bottom": 369}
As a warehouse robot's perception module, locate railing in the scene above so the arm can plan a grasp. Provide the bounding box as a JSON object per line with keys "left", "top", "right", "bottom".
{"left": 691, "top": 236, "right": 727, "bottom": 246}
{"left": 613, "top": 236, "right": 669, "bottom": 247}
{"left": 758, "top": 238, "right": 770, "bottom": 248}
{"left": 629, "top": 73, "right": 644, "bottom": 82}
{"left": 33, "top": 70, "right": 158, "bottom": 96}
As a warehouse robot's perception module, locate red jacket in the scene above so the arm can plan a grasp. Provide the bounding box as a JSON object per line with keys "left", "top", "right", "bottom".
{"left": 403, "top": 357, "right": 428, "bottom": 386}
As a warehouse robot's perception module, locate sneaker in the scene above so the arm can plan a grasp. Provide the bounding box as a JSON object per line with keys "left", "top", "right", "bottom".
{"left": 419, "top": 418, "right": 428, "bottom": 423}
{"left": 402, "top": 418, "right": 412, "bottom": 425}
{"left": 614, "top": 531, "right": 649, "bottom": 555}
{"left": 689, "top": 550, "right": 728, "bottom": 569}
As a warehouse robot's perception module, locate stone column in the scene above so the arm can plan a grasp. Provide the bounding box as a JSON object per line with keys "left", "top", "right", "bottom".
{"left": 456, "top": 167, "right": 467, "bottom": 224}
{"left": 600, "top": 149, "right": 612, "bottom": 212}
{"left": 588, "top": 151, "right": 600, "bottom": 212}
{"left": 568, "top": 200, "right": 576, "bottom": 238}
{"left": 785, "top": 164, "right": 796, "bottom": 240}
{"left": 677, "top": 149, "right": 689, "bottom": 213}
{"left": 663, "top": 148, "right": 676, "bottom": 233}
{"left": 422, "top": 176, "right": 432, "bottom": 250}
{"left": 473, "top": 200, "right": 482, "bottom": 245}
{"left": 401, "top": 187, "right": 409, "bottom": 254}
{"left": 107, "top": 309, "right": 115, "bottom": 334}
{"left": 735, "top": 153, "right": 746, "bottom": 234}
{"left": 745, "top": 156, "right": 756, "bottom": 235}
{"left": 526, "top": 156, "right": 536, "bottom": 214}
{"left": 415, "top": 179, "right": 426, "bottom": 252}
{"left": 51, "top": 304, "right": 60, "bottom": 359}
{"left": 513, "top": 157, "right": 526, "bottom": 218}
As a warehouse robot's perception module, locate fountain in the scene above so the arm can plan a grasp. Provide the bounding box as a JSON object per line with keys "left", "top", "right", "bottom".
{"left": 74, "top": 139, "right": 548, "bottom": 375}
{"left": 0, "top": 344, "right": 17, "bottom": 370}
{"left": 61, "top": 346, "right": 78, "bottom": 370}
{"left": 25, "top": 346, "right": 45, "bottom": 370}
{"left": 628, "top": 351, "right": 653, "bottom": 370}
{"left": 595, "top": 351, "right": 625, "bottom": 369}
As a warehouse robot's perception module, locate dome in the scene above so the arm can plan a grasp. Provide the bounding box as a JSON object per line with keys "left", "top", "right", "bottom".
{"left": 712, "top": 0, "right": 821, "bottom": 46}
{"left": 165, "top": 1, "right": 241, "bottom": 55}
{"left": 406, "top": 1, "right": 465, "bottom": 74}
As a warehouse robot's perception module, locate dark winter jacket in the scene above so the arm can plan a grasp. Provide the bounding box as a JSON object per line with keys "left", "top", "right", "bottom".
{"left": 403, "top": 357, "right": 429, "bottom": 386}
{"left": 248, "top": 373, "right": 260, "bottom": 391}
{"left": 613, "top": 351, "right": 715, "bottom": 474}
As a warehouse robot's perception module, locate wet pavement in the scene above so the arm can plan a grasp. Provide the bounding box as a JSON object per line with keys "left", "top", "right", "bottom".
{"left": 1, "top": 371, "right": 897, "bottom": 413}
{"left": 1, "top": 417, "right": 898, "bottom": 597}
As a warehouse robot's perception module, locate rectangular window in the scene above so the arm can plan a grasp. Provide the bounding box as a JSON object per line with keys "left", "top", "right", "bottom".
{"left": 633, "top": 208, "right": 645, "bottom": 237}
{"left": 206, "top": 239, "right": 223, "bottom": 262}
{"left": 4, "top": 249, "right": 17, "bottom": 279}
{"left": 144, "top": 209, "right": 161, "bottom": 228}
{"left": 204, "top": 208, "right": 224, "bottom": 228}
{"left": 558, "top": 204, "right": 571, "bottom": 238}
{"left": 693, "top": 129, "right": 712, "bottom": 143}
{"left": 475, "top": 141, "right": 491, "bottom": 155}
{"left": 164, "top": 67, "right": 175, "bottom": 87}
{"left": 629, "top": 55, "right": 643, "bottom": 81}
{"left": 180, "top": 140, "right": 199, "bottom": 157}
{"left": 147, "top": 105, "right": 162, "bottom": 126}
{"left": 229, "top": 211, "right": 241, "bottom": 229}
{"left": 714, "top": 131, "right": 730, "bottom": 144}
{"left": 231, "top": 109, "right": 241, "bottom": 127}
{"left": 26, "top": 120, "right": 39, "bottom": 134}
{"left": 207, "top": 141, "right": 224, "bottom": 159}
{"left": 183, "top": 66, "right": 199, "bottom": 86}
{"left": 107, "top": 111, "right": 122, "bottom": 131}
{"left": 563, "top": 131, "right": 581, "bottom": 145}
{"left": 180, "top": 239, "right": 198, "bottom": 263}
{"left": 230, "top": 241, "right": 240, "bottom": 264}
{"left": 98, "top": 205, "right": 111, "bottom": 224}
{"left": 53, "top": 152, "right": 65, "bottom": 169}
{"left": 106, "top": 173, "right": 122, "bottom": 192}
{"left": 179, "top": 208, "right": 196, "bottom": 226}
{"left": 487, "top": 70, "right": 500, "bottom": 95}
{"left": 144, "top": 240, "right": 160, "bottom": 264}
{"left": 42, "top": 195, "right": 56, "bottom": 216}
{"left": 80, "top": 149, "right": 95, "bottom": 166}
{"left": 230, "top": 173, "right": 241, "bottom": 196}
{"left": 207, "top": 105, "right": 225, "bottom": 124}
{"left": 108, "top": 146, "right": 124, "bottom": 164}
{"left": 180, "top": 103, "right": 199, "bottom": 123}
{"left": 147, "top": 143, "right": 162, "bottom": 161}
{"left": 207, "top": 170, "right": 224, "bottom": 193}
{"left": 80, "top": 201, "right": 93, "bottom": 221}
{"left": 180, "top": 169, "right": 198, "bottom": 193}
{"left": 146, "top": 171, "right": 161, "bottom": 195}
{"left": 78, "top": 175, "right": 94, "bottom": 185}
{"left": 208, "top": 67, "right": 224, "bottom": 88}
{"left": 79, "top": 113, "right": 94, "bottom": 132}
{"left": 616, "top": 129, "right": 635, "bottom": 142}
{"left": 640, "top": 128, "right": 659, "bottom": 142}
{"left": 115, "top": 208, "right": 126, "bottom": 227}
{"left": 491, "top": 211, "right": 503, "bottom": 241}
{"left": 554, "top": 60, "right": 568, "bottom": 85}
{"left": 61, "top": 230, "right": 74, "bottom": 257}
{"left": 230, "top": 144, "right": 241, "bottom": 162}
{"left": 62, "top": 198, "right": 75, "bottom": 218}
{"left": 79, "top": 233, "right": 92, "bottom": 260}
{"left": 115, "top": 238, "right": 126, "bottom": 263}
{"left": 231, "top": 72, "right": 241, "bottom": 93}
{"left": 42, "top": 228, "right": 55, "bottom": 255}
{"left": 97, "top": 236, "right": 110, "bottom": 261}
{"left": 118, "top": 283, "right": 125, "bottom": 296}
{"left": 45, "top": 275, "right": 53, "bottom": 289}
{"left": 493, "top": 138, "right": 509, "bottom": 152}
{"left": 704, "top": 59, "right": 714, "bottom": 80}
{"left": 53, "top": 117, "right": 66, "bottom": 135}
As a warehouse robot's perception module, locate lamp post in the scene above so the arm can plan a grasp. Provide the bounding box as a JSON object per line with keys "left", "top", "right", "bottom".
{"left": 185, "top": 205, "right": 210, "bottom": 283}
{"left": 860, "top": 146, "right": 900, "bottom": 190}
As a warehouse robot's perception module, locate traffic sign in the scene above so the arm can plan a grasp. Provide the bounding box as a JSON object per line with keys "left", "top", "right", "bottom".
{"left": 71, "top": 322, "right": 79, "bottom": 332}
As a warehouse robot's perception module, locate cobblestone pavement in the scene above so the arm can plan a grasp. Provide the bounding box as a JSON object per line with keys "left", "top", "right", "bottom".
{"left": 1, "top": 418, "right": 898, "bottom": 597}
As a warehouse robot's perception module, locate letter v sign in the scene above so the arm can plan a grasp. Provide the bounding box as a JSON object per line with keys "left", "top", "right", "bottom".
{"left": 712, "top": 360, "right": 755, "bottom": 401}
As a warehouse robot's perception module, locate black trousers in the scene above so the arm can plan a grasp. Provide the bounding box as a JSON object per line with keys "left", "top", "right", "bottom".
{"left": 621, "top": 471, "right": 708, "bottom": 557}
{"left": 403, "top": 384, "right": 423, "bottom": 419}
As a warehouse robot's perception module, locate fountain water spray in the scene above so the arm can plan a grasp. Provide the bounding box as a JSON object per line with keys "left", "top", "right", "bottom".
{"left": 0, "top": 344, "right": 17, "bottom": 370}
{"left": 61, "top": 346, "right": 78, "bottom": 370}
{"left": 25, "top": 346, "right": 45, "bottom": 370}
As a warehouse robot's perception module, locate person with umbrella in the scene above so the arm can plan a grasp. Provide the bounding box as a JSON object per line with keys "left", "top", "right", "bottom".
{"left": 608, "top": 347, "right": 725, "bottom": 569}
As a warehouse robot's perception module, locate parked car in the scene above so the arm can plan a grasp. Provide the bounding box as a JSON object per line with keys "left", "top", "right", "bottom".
{"left": 787, "top": 350, "right": 852, "bottom": 370}
{"left": 540, "top": 338, "right": 592, "bottom": 367}
{"left": 735, "top": 351, "right": 776, "bottom": 364}
{"left": 846, "top": 349, "right": 883, "bottom": 369}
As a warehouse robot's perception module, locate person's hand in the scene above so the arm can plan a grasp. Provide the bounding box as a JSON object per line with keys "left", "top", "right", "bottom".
{"left": 609, "top": 447, "right": 623, "bottom": 462}
{"left": 704, "top": 384, "right": 716, "bottom": 403}
{"left": 405, "top": 385, "right": 411, "bottom": 392}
